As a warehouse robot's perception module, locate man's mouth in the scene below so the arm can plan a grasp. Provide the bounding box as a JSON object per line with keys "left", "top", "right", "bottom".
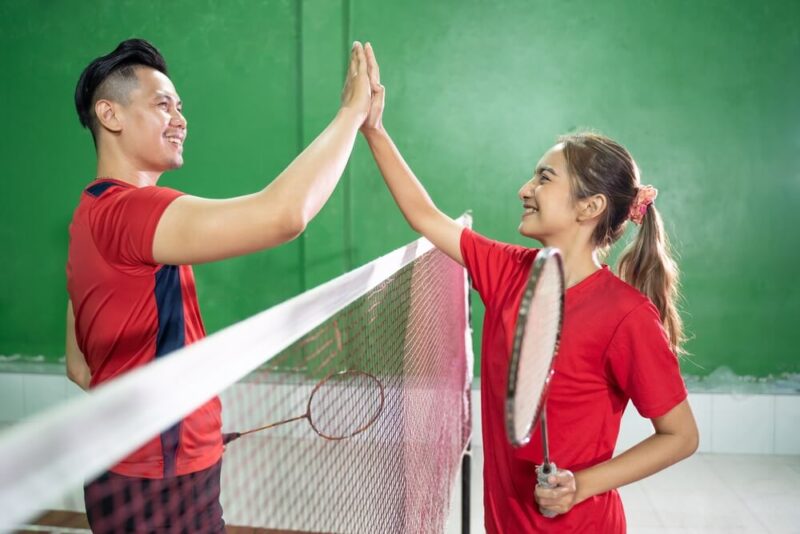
{"left": 165, "top": 134, "right": 184, "bottom": 147}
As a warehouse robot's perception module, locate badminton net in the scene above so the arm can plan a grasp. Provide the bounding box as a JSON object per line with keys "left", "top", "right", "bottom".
{"left": 0, "top": 222, "right": 473, "bottom": 533}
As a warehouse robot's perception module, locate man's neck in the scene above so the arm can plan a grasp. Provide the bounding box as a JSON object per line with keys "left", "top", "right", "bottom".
{"left": 97, "top": 139, "right": 164, "bottom": 187}
{"left": 96, "top": 153, "right": 162, "bottom": 187}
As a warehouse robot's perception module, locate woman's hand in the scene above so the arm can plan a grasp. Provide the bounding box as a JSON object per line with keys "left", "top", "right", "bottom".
{"left": 534, "top": 469, "right": 579, "bottom": 516}
{"left": 361, "top": 42, "right": 385, "bottom": 134}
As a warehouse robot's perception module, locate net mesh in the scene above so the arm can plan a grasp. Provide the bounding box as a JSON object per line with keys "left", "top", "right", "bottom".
{"left": 0, "top": 237, "right": 472, "bottom": 533}
{"left": 220, "top": 249, "right": 471, "bottom": 531}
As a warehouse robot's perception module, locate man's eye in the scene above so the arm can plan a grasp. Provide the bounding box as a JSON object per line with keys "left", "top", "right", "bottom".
{"left": 158, "top": 102, "right": 169, "bottom": 109}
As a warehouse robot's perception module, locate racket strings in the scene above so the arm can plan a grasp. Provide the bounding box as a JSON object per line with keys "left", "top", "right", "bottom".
{"left": 511, "top": 254, "right": 564, "bottom": 444}
{"left": 308, "top": 371, "right": 384, "bottom": 439}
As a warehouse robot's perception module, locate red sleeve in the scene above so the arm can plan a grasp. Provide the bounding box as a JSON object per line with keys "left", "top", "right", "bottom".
{"left": 459, "top": 228, "right": 535, "bottom": 307}
{"left": 90, "top": 186, "right": 184, "bottom": 268}
{"left": 606, "top": 300, "right": 688, "bottom": 418}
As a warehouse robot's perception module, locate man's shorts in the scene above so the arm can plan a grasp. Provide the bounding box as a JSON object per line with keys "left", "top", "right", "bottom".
{"left": 83, "top": 459, "right": 225, "bottom": 533}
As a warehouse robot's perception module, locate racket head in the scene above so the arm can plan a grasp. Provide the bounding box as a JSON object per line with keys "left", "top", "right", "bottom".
{"left": 307, "top": 369, "right": 385, "bottom": 440}
{"left": 505, "top": 247, "right": 565, "bottom": 447}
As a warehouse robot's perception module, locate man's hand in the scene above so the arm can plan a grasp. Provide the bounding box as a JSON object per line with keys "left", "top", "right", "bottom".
{"left": 340, "top": 41, "right": 371, "bottom": 122}
{"left": 534, "top": 469, "right": 579, "bottom": 516}
{"left": 361, "top": 42, "right": 385, "bottom": 134}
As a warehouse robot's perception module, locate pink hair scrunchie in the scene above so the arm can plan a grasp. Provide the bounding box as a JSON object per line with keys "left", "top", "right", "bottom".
{"left": 629, "top": 185, "right": 658, "bottom": 225}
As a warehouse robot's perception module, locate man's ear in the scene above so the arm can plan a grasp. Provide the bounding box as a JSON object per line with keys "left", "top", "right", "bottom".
{"left": 94, "top": 99, "right": 123, "bottom": 133}
{"left": 577, "top": 193, "right": 608, "bottom": 222}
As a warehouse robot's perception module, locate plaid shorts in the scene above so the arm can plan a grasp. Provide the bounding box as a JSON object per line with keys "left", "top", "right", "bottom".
{"left": 84, "top": 459, "right": 225, "bottom": 533}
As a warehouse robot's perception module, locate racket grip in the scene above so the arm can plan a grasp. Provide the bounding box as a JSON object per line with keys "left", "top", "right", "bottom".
{"left": 222, "top": 432, "right": 240, "bottom": 445}
{"left": 536, "top": 462, "right": 558, "bottom": 519}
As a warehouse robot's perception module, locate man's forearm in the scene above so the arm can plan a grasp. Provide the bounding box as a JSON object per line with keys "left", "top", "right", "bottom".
{"left": 66, "top": 301, "right": 91, "bottom": 391}
{"left": 263, "top": 107, "right": 364, "bottom": 229}
{"left": 67, "top": 362, "right": 91, "bottom": 391}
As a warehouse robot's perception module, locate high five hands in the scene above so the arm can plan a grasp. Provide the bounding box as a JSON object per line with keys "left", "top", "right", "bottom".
{"left": 340, "top": 41, "right": 385, "bottom": 133}
{"left": 361, "top": 42, "right": 385, "bottom": 133}
{"left": 340, "top": 42, "right": 371, "bottom": 121}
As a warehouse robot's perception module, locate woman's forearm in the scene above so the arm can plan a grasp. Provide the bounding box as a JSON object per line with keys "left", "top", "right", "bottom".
{"left": 575, "top": 428, "right": 698, "bottom": 504}
{"left": 363, "top": 127, "right": 439, "bottom": 231}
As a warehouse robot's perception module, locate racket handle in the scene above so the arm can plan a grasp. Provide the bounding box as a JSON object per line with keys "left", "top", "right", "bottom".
{"left": 536, "top": 462, "right": 558, "bottom": 519}
{"left": 222, "top": 432, "right": 241, "bottom": 445}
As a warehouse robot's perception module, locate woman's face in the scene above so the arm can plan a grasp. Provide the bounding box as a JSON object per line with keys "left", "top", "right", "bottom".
{"left": 517, "top": 144, "right": 580, "bottom": 243}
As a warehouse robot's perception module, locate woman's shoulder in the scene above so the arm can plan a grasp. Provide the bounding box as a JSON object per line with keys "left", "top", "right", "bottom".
{"left": 461, "top": 228, "right": 538, "bottom": 263}
{"left": 591, "top": 268, "right": 654, "bottom": 319}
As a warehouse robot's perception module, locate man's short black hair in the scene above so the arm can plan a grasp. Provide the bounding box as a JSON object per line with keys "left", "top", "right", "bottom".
{"left": 74, "top": 38, "right": 168, "bottom": 143}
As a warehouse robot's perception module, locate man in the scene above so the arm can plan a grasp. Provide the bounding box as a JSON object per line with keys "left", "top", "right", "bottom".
{"left": 66, "top": 38, "right": 370, "bottom": 532}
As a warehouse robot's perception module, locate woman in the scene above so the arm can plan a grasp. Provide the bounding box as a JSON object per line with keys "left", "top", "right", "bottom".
{"left": 359, "top": 43, "right": 698, "bottom": 533}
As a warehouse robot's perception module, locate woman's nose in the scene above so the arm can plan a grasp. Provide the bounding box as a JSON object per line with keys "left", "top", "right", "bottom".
{"left": 518, "top": 179, "right": 534, "bottom": 200}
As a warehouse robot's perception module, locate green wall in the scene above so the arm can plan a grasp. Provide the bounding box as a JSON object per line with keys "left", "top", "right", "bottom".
{"left": 1, "top": 0, "right": 797, "bottom": 377}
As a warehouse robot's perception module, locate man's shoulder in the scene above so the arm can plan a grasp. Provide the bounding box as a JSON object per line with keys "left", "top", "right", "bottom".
{"left": 77, "top": 180, "right": 184, "bottom": 217}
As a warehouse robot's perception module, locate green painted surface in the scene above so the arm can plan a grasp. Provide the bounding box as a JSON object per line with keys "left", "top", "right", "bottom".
{"left": 300, "top": 0, "right": 353, "bottom": 288}
{"left": 348, "top": 0, "right": 800, "bottom": 377}
{"left": 0, "top": 0, "right": 303, "bottom": 357}
{"left": 0, "top": 1, "right": 797, "bottom": 377}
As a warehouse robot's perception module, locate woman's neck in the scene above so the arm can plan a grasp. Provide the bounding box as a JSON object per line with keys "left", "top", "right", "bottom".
{"left": 538, "top": 235, "right": 601, "bottom": 288}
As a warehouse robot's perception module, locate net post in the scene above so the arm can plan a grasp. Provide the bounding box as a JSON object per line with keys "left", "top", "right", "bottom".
{"left": 461, "top": 440, "right": 471, "bottom": 534}
{"left": 459, "top": 210, "right": 474, "bottom": 534}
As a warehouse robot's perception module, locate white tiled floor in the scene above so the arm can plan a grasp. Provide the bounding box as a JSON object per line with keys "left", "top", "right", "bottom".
{"left": 446, "top": 449, "right": 800, "bottom": 533}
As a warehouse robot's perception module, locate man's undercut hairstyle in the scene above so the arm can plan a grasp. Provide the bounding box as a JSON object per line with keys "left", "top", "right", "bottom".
{"left": 74, "top": 38, "right": 169, "bottom": 144}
